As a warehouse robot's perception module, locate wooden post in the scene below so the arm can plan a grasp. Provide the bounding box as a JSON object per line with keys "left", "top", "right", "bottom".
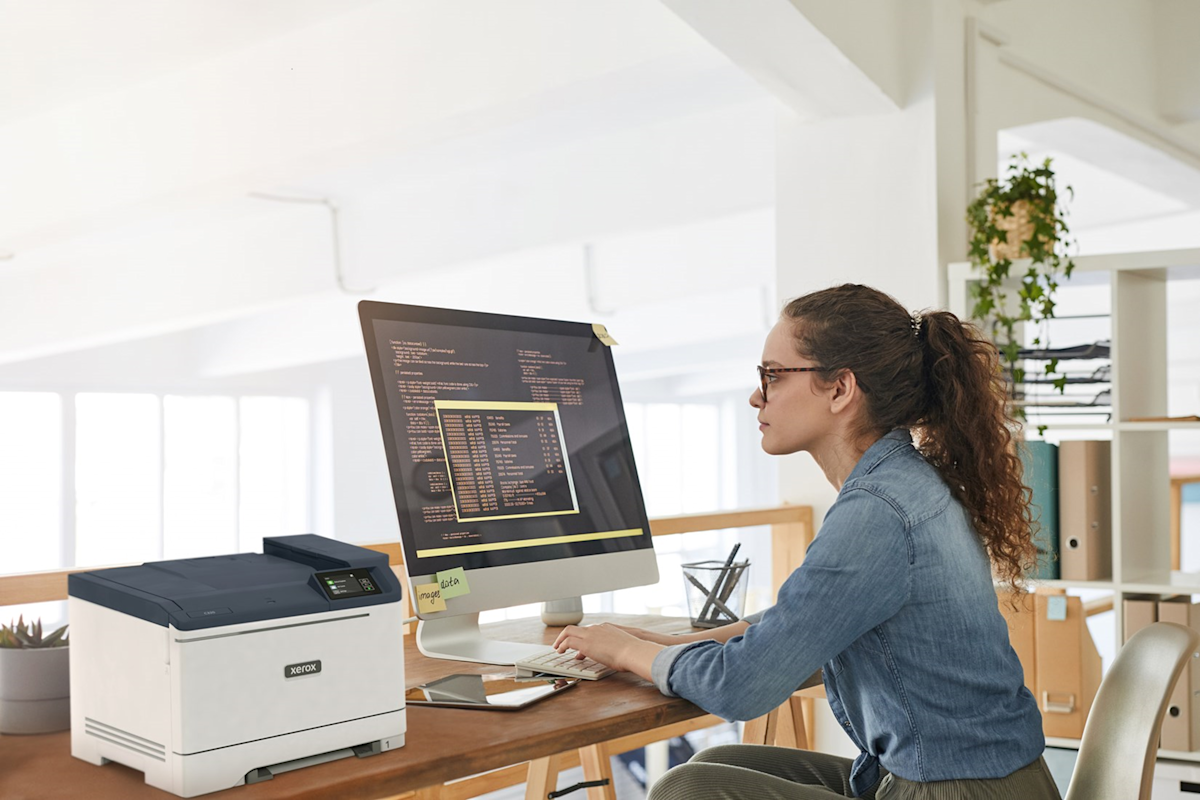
{"left": 525, "top": 753, "right": 562, "bottom": 800}
{"left": 579, "top": 743, "right": 616, "bottom": 800}
{"left": 742, "top": 707, "right": 779, "bottom": 745}
{"left": 759, "top": 505, "right": 816, "bottom": 750}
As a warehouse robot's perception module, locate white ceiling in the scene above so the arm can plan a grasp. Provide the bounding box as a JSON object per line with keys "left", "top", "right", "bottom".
{"left": 0, "top": 0, "right": 381, "bottom": 124}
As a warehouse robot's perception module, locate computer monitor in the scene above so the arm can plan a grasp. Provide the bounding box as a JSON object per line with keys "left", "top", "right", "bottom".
{"left": 358, "top": 301, "right": 659, "bottom": 665}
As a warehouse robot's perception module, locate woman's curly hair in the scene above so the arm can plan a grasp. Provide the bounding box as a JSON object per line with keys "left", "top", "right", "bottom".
{"left": 782, "top": 284, "right": 1037, "bottom": 594}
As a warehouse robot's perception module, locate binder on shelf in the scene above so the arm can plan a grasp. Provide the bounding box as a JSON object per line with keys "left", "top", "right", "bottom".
{"left": 1157, "top": 597, "right": 1200, "bottom": 752}
{"left": 1033, "top": 593, "right": 1101, "bottom": 739}
{"left": 1021, "top": 441, "right": 1060, "bottom": 580}
{"left": 1122, "top": 594, "right": 1158, "bottom": 643}
{"left": 1059, "top": 440, "right": 1112, "bottom": 581}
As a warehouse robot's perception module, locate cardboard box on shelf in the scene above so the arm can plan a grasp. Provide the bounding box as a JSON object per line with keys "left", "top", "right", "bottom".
{"left": 997, "top": 590, "right": 1037, "bottom": 697}
{"left": 1034, "top": 593, "right": 1103, "bottom": 739}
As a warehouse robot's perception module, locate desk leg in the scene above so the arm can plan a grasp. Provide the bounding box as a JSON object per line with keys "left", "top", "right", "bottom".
{"left": 741, "top": 695, "right": 812, "bottom": 749}
{"left": 525, "top": 753, "right": 562, "bottom": 800}
{"left": 792, "top": 696, "right": 812, "bottom": 750}
{"left": 771, "top": 696, "right": 812, "bottom": 750}
{"left": 579, "top": 743, "right": 616, "bottom": 800}
{"left": 741, "top": 706, "right": 779, "bottom": 745}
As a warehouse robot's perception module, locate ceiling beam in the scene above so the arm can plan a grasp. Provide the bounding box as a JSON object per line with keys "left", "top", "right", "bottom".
{"left": 661, "top": 0, "right": 901, "bottom": 118}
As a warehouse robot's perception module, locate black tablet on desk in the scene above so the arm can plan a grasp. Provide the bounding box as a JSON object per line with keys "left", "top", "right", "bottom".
{"left": 406, "top": 673, "right": 578, "bottom": 711}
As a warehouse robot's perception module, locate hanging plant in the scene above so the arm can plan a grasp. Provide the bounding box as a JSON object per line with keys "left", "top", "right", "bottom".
{"left": 966, "top": 153, "right": 1076, "bottom": 418}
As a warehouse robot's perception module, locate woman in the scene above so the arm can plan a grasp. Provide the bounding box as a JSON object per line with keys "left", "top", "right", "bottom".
{"left": 553, "top": 284, "right": 1060, "bottom": 799}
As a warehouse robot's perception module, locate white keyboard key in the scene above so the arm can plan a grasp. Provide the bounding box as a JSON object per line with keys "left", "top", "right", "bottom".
{"left": 514, "top": 649, "right": 616, "bottom": 680}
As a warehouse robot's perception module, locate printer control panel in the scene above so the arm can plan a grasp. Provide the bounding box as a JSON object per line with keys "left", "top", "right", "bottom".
{"left": 315, "top": 568, "right": 381, "bottom": 600}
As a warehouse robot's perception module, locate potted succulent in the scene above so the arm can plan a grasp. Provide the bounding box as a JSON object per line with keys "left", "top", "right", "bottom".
{"left": 966, "top": 153, "right": 1077, "bottom": 420}
{"left": 0, "top": 616, "right": 70, "bottom": 734}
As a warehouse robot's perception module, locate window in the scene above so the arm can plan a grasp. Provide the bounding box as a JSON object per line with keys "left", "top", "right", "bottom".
{"left": 0, "top": 393, "right": 62, "bottom": 574}
{"left": 76, "top": 393, "right": 162, "bottom": 566}
{"left": 1, "top": 391, "right": 310, "bottom": 574}
{"left": 163, "top": 396, "right": 238, "bottom": 560}
{"left": 239, "top": 396, "right": 310, "bottom": 553}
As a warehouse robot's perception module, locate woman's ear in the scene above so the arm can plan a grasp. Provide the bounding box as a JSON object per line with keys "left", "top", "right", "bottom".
{"left": 828, "top": 369, "right": 860, "bottom": 416}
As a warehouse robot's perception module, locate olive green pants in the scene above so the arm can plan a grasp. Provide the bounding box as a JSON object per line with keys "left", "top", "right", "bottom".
{"left": 646, "top": 745, "right": 1062, "bottom": 800}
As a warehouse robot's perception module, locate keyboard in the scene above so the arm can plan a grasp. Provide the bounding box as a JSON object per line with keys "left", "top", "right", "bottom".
{"left": 514, "top": 649, "right": 616, "bottom": 680}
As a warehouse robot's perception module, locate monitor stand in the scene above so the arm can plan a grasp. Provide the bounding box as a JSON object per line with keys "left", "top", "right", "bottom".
{"left": 415, "top": 613, "right": 550, "bottom": 665}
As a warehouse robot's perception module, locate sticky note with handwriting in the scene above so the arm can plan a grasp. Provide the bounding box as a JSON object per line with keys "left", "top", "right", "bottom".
{"left": 437, "top": 567, "right": 470, "bottom": 599}
{"left": 591, "top": 323, "right": 618, "bottom": 347}
{"left": 414, "top": 583, "right": 446, "bottom": 613}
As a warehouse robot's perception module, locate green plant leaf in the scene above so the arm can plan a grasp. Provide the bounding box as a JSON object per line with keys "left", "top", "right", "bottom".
{"left": 965, "top": 151, "right": 1076, "bottom": 404}
{"left": 41, "top": 625, "right": 69, "bottom": 648}
{"left": 0, "top": 617, "right": 68, "bottom": 648}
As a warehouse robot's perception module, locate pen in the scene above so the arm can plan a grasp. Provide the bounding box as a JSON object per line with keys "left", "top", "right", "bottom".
{"left": 697, "top": 542, "right": 740, "bottom": 624}
{"left": 684, "top": 571, "right": 739, "bottom": 625}
{"left": 710, "top": 561, "right": 748, "bottom": 623}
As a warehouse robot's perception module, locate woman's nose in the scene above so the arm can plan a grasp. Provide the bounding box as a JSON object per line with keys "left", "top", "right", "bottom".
{"left": 750, "top": 387, "right": 764, "bottom": 409}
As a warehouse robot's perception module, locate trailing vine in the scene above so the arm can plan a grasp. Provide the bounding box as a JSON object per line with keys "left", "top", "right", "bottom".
{"left": 966, "top": 153, "right": 1076, "bottom": 421}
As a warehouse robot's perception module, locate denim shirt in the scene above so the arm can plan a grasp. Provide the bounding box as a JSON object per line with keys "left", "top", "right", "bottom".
{"left": 651, "top": 429, "right": 1043, "bottom": 796}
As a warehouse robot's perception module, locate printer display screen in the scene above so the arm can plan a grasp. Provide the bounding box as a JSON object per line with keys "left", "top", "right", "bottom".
{"left": 316, "top": 569, "right": 380, "bottom": 600}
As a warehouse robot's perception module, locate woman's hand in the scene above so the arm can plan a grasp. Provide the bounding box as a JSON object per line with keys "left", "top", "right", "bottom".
{"left": 552, "top": 623, "right": 664, "bottom": 681}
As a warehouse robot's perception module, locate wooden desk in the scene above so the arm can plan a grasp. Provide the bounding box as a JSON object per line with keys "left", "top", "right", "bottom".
{"left": 0, "top": 615, "right": 715, "bottom": 800}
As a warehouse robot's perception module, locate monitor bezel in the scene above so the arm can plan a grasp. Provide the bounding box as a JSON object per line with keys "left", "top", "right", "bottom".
{"left": 358, "top": 300, "right": 657, "bottom": 616}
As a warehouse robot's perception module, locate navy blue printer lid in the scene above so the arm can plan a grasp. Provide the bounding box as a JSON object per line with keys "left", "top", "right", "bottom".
{"left": 68, "top": 535, "right": 402, "bottom": 631}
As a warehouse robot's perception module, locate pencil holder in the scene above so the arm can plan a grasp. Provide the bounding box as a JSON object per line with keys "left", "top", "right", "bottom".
{"left": 682, "top": 559, "right": 750, "bottom": 628}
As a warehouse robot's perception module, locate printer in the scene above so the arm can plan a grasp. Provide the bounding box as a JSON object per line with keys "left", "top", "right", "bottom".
{"left": 68, "top": 535, "right": 406, "bottom": 798}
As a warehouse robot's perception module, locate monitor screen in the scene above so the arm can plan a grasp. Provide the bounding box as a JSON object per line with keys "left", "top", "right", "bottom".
{"left": 359, "top": 302, "right": 654, "bottom": 580}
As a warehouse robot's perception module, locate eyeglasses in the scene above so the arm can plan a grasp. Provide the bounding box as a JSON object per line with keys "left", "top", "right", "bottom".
{"left": 757, "top": 364, "right": 826, "bottom": 402}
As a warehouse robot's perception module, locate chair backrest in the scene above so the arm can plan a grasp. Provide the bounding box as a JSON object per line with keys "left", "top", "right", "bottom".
{"left": 1065, "top": 621, "right": 1200, "bottom": 800}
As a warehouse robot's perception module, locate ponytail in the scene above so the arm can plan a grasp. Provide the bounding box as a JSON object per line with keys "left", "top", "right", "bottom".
{"left": 917, "top": 311, "right": 1037, "bottom": 592}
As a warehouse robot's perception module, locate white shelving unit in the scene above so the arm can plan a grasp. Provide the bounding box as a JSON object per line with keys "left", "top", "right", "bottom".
{"left": 949, "top": 247, "right": 1200, "bottom": 759}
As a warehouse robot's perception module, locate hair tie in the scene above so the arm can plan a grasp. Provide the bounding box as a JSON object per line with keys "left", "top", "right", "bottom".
{"left": 910, "top": 313, "right": 924, "bottom": 337}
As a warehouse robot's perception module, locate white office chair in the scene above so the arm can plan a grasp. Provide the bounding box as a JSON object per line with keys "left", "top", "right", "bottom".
{"left": 1065, "top": 621, "right": 1200, "bottom": 800}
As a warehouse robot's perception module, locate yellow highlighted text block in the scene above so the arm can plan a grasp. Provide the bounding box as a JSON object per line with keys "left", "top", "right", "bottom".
{"left": 434, "top": 400, "right": 558, "bottom": 412}
{"left": 416, "top": 528, "right": 643, "bottom": 558}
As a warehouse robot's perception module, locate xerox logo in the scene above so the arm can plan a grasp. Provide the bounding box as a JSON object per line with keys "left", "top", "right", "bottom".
{"left": 284, "top": 660, "right": 322, "bottom": 678}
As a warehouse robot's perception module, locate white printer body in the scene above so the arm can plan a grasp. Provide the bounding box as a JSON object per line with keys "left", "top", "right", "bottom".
{"left": 68, "top": 535, "right": 406, "bottom": 798}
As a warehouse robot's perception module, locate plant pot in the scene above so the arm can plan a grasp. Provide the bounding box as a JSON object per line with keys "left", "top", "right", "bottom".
{"left": 989, "top": 199, "right": 1035, "bottom": 262}
{"left": 0, "top": 646, "right": 70, "bottom": 734}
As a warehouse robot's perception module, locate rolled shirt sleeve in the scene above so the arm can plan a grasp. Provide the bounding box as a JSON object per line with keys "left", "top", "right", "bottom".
{"left": 658, "top": 487, "right": 912, "bottom": 721}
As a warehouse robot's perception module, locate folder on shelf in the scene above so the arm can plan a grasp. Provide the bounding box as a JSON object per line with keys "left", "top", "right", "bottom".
{"left": 1034, "top": 593, "right": 1101, "bottom": 739}
{"left": 1021, "top": 441, "right": 1060, "bottom": 580}
{"left": 1059, "top": 440, "right": 1112, "bottom": 581}
{"left": 1157, "top": 597, "right": 1200, "bottom": 752}
{"left": 1123, "top": 594, "right": 1158, "bottom": 643}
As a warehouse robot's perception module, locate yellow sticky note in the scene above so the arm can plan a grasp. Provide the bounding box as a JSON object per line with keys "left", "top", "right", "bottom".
{"left": 591, "top": 323, "right": 618, "bottom": 346}
{"left": 437, "top": 567, "right": 470, "bottom": 599}
{"left": 414, "top": 583, "right": 446, "bottom": 613}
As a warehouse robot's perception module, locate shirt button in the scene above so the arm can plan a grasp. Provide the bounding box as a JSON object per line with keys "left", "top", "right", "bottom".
{"left": 844, "top": 721, "right": 852, "bottom": 728}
